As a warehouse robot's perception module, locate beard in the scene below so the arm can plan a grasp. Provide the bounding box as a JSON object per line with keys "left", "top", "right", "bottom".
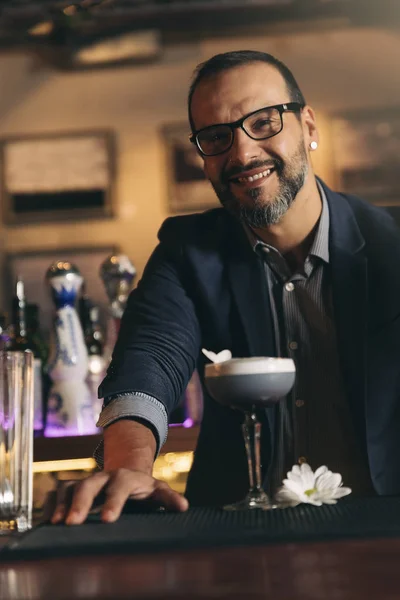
{"left": 211, "top": 139, "right": 309, "bottom": 228}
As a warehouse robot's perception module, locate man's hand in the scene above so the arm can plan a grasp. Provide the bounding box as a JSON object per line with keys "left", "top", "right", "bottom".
{"left": 51, "top": 468, "right": 189, "bottom": 525}
{"left": 50, "top": 419, "right": 189, "bottom": 525}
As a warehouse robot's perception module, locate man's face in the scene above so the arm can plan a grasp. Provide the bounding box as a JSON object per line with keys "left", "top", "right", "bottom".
{"left": 190, "top": 63, "right": 316, "bottom": 228}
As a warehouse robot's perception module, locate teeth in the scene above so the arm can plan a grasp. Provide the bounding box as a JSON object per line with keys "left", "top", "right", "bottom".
{"left": 238, "top": 169, "right": 271, "bottom": 183}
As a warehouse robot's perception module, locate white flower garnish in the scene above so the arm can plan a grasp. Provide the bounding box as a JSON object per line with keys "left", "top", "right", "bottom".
{"left": 276, "top": 463, "right": 352, "bottom": 507}
{"left": 201, "top": 348, "right": 232, "bottom": 364}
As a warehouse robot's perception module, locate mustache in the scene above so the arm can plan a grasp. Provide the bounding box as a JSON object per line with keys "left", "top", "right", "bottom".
{"left": 222, "top": 159, "right": 283, "bottom": 184}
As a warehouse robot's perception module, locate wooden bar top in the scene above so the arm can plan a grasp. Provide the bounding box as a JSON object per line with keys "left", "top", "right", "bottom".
{"left": 1, "top": 536, "right": 399, "bottom": 599}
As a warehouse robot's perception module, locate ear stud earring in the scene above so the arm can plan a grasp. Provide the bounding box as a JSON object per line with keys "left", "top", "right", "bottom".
{"left": 310, "top": 141, "right": 318, "bottom": 151}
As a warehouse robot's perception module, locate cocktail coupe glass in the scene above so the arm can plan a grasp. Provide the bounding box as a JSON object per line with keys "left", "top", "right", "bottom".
{"left": 204, "top": 357, "right": 295, "bottom": 511}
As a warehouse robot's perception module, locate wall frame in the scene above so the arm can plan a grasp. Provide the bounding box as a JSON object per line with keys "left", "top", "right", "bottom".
{"left": 1, "top": 130, "right": 116, "bottom": 225}
{"left": 161, "top": 122, "right": 219, "bottom": 214}
{"left": 331, "top": 107, "right": 400, "bottom": 222}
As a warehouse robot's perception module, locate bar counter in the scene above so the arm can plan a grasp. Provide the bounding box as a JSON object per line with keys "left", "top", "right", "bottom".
{"left": 1, "top": 496, "right": 400, "bottom": 599}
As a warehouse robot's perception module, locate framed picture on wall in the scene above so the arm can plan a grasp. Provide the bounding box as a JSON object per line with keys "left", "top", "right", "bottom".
{"left": 332, "top": 108, "right": 400, "bottom": 221}
{"left": 161, "top": 122, "right": 219, "bottom": 214}
{"left": 0, "top": 130, "right": 116, "bottom": 225}
{"left": 5, "top": 245, "right": 118, "bottom": 339}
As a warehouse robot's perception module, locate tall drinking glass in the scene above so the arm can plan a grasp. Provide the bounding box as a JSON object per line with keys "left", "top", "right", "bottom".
{"left": 205, "top": 357, "right": 295, "bottom": 510}
{"left": 0, "top": 350, "right": 34, "bottom": 533}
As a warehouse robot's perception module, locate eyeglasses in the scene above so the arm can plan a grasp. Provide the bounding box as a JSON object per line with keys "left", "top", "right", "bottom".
{"left": 189, "top": 102, "right": 304, "bottom": 157}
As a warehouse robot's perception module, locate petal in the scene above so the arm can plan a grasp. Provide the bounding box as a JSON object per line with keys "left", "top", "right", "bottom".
{"left": 300, "top": 463, "right": 316, "bottom": 489}
{"left": 314, "top": 466, "right": 329, "bottom": 479}
{"left": 288, "top": 465, "right": 301, "bottom": 478}
{"left": 305, "top": 497, "right": 322, "bottom": 506}
{"left": 316, "top": 471, "right": 341, "bottom": 491}
{"left": 327, "top": 472, "right": 342, "bottom": 489}
{"left": 300, "top": 463, "right": 313, "bottom": 476}
{"left": 287, "top": 472, "right": 303, "bottom": 486}
{"left": 278, "top": 498, "right": 301, "bottom": 508}
{"left": 216, "top": 350, "right": 232, "bottom": 363}
{"left": 332, "top": 486, "right": 352, "bottom": 499}
{"left": 201, "top": 349, "right": 217, "bottom": 362}
{"left": 282, "top": 479, "right": 304, "bottom": 495}
{"left": 275, "top": 488, "right": 301, "bottom": 507}
{"left": 276, "top": 485, "right": 299, "bottom": 499}
{"left": 296, "top": 491, "right": 319, "bottom": 506}
{"left": 315, "top": 470, "right": 332, "bottom": 486}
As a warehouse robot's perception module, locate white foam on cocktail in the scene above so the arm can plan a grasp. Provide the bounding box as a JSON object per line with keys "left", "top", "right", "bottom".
{"left": 205, "top": 356, "right": 295, "bottom": 377}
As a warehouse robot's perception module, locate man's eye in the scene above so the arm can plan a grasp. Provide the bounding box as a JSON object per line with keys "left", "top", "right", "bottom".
{"left": 211, "top": 130, "right": 229, "bottom": 140}
{"left": 212, "top": 132, "right": 229, "bottom": 141}
{"left": 253, "top": 118, "right": 272, "bottom": 129}
{"left": 202, "top": 130, "right": 230, "bottom": 143}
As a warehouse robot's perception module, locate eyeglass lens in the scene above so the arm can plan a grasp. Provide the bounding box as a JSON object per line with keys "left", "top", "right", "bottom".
{"left": 197, "top": 107, "right": 282, "bottom": 156}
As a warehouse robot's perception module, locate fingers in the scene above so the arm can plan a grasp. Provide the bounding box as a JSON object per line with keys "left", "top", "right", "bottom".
{"left": 43, "top": 490, "right": 57, "bottom": 522}
{"left": 151, "top": 481, "right": 189, "bottom": 513}
{"left": 50, "top": 468, "right": 190, "bottom": 526}
{"left": 99, "top": 469, "right": 145, "bottom": 522}
{"left": 65, "top": 471, "right": 111, "bottom": 525}
{"left": 50, "top": 481, "right": 76, "bottom": 524}
{"left": 101, "top": 472, "right": 188, "bottom": 523}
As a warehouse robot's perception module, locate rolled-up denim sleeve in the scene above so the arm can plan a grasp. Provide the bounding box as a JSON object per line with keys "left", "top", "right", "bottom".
{"left": 93, "top": 392, "right": 168, "bottom": 469}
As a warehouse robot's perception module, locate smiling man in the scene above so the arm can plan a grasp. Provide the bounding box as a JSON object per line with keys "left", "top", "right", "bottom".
{"left": 52, "top": 51, "right": 400, "bottom": 526}
{"left": 188, "top": 56, "right": 321, "bottom": 270}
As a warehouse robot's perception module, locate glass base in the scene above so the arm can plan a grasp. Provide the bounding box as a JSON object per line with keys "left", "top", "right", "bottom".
{"left": 0, "top": 513, "right": 32, "bottom": 534}
{"left": 223, "top": 490, "right": 277, "bottom": 511}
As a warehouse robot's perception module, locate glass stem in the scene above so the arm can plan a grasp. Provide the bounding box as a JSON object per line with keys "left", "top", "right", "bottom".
{"left": 242, "top": 410, "right": 263, "bottom": 494}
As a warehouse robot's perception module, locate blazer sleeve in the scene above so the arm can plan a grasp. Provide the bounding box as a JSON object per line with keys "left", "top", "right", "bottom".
{"left": 98, "top": 222, "right": 201, "bottom": 418}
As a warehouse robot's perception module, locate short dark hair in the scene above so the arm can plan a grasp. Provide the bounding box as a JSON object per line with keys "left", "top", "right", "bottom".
{"left": 188, "top": 50, "right": 306, "bottom": 132}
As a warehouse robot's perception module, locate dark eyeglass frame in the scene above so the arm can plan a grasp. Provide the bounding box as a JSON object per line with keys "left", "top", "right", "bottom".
{"left": 189, "top": 101, "right": 305, "bottom": 157}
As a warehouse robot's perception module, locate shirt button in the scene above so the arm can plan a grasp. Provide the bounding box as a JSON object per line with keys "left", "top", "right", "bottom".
{"left": 298, "top": 456, "right": 307, "bottom": 465}
{"left": 289, "top": 341, "right": 298, "bottom": 350}
{"left": 295, "top": 399, "right": 304, "bottom": 408}
{"left": 285, "top": 282, "right": 294, "bottom": 292}
{"left": 263, "top": 247, "right": 270, "bottom": 254}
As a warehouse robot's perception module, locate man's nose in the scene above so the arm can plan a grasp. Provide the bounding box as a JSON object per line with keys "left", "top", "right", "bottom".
{"left": 227, "top": 128, "right": 262, "bottom": 166}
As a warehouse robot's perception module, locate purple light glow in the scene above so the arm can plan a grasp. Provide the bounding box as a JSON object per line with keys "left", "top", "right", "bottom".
{"left": 44, "top": 425, "right": 100, "bottom": 437}
{"left": 168, "top": 418, "right": 194, "bottom": 428}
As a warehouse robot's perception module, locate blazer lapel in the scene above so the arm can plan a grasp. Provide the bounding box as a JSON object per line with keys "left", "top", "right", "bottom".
{"left": 325, "top": 184, "right": 368, "bottom": 448}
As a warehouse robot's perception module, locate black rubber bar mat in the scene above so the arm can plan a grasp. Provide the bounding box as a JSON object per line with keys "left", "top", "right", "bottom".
{"left": 2, "top": 496, "right": 400, "bottom": 561}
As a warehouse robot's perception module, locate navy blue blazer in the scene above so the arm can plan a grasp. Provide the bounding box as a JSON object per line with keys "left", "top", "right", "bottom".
{"left": 100, "top": 180, "right": 400, "bottom": 505}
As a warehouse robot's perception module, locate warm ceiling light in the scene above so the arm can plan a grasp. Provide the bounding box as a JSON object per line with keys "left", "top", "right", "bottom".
{"left": 28, "top": 21, "right": 54, "bottom": 36}
{"left": 63, "top": 5, "right": 78, "bottom": 16}
{"left": 74, "top": 30, "right": 161, "bottom": 66}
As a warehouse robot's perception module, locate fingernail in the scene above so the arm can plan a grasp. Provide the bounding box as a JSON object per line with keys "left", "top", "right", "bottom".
{"left": 65, "top": 511, "right": 80, "bottom": 525}
{"left": 51, "top": 510, "right": 64, "bottom": 523}
{"left": 102, "top": 510, "right": 116, "bottom": 522}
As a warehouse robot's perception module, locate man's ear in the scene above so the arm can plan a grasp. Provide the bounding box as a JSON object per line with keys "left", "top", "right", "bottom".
{"left": 301, "top": 105, "right": 319, "bottom": 149}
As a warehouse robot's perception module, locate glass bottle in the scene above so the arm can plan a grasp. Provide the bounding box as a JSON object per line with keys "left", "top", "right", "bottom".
{"left": 0, "top": 313, "right": 11, "bottom": 350}
{"left": 79, "top": 294, "right": 105, "bottom": 423}
{"left": 26, "top": 303, "right": 49, "bottom": 434}
{"left": 9, "top": 279, "right": 44, "bottom": 433}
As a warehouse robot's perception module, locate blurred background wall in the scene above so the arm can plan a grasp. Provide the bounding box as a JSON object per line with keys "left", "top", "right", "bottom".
{"left": 0, "top": 1, "right": 399, "bottom": 313}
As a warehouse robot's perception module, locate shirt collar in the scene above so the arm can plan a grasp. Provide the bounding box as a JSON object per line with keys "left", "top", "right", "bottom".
{"left": 309, "top": 181, "right": 330, "bottom": 264}
{"left": 244, "top": 180, "right": 330, "bottom": 265}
